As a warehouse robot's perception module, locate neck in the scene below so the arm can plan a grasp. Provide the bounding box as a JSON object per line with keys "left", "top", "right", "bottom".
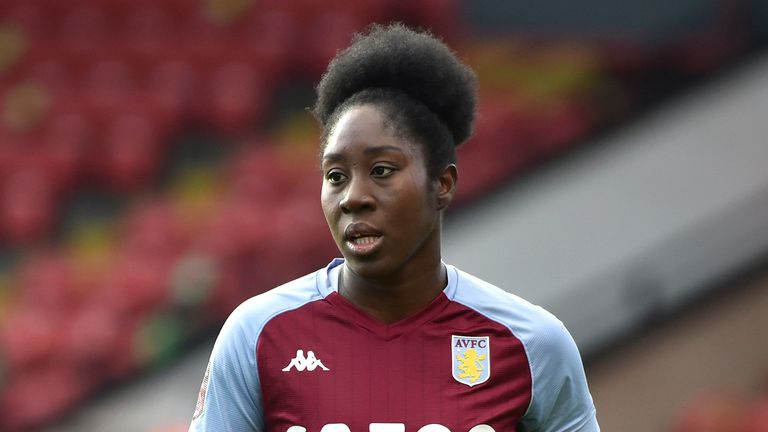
{"left": 340, "top": 259, "right": 447, "bottom": 324}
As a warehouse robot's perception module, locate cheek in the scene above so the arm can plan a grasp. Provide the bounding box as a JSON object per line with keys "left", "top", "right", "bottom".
{"left": 386, "top": 182, "right": 435, "bottom": 232}
{"left": 320, "top": 187, "right": 338, "bottom": 222}
{"left": 400, "top": 172, "right": 435, "bottom": 212}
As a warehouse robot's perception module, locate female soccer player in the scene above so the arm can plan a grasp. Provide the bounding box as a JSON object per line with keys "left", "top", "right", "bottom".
{"left": 190, "top": 24, "right": 599, "bottom": 432}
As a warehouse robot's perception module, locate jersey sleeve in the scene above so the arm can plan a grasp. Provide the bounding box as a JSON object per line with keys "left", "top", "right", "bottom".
{"left": 189, "top": 303, "right": 264, "bottom": 432}
{"left": 519, "top": 309, "right": 599, "bottom": 432}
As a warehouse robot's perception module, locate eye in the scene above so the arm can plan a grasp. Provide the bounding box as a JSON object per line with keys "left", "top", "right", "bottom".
{"left": 325, "top": 169, "right": 347, "bottom": 184}
{"left": 371, "top": 165, "right": 396, "bottom": 178}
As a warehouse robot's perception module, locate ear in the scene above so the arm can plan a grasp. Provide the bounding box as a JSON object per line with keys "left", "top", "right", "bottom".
{"left": 435, "top": 164, "right": 458, "bottom": 211}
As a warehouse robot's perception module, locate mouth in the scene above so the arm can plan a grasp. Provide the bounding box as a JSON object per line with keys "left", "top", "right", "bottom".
{"left": 344, "top": 223, "right": 383, "bottom": 256}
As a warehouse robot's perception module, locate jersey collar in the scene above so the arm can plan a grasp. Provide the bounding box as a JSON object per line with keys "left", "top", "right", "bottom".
{"left": 316, "top": 258, "right": 459, "bottom": 340}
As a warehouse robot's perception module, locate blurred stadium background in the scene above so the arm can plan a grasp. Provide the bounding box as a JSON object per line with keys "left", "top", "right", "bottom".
{"left": 0, "top": 0, "right": 766, "bottom": 430}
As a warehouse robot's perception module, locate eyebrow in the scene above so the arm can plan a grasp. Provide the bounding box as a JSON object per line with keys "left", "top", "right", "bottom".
{"left": 364, "top": 145, "right": 406, "bottom": 156}
{"left": 322, "top": 145, "right": 406, "bottom": 162}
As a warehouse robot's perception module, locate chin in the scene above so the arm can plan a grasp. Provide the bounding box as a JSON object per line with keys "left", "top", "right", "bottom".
{"left": 342, "top": 255, "right": 394, "bottom": 280}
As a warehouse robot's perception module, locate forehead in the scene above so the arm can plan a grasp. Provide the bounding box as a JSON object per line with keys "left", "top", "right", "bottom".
{"left": 323, "top": 105, "right": 421, "bottom": 160}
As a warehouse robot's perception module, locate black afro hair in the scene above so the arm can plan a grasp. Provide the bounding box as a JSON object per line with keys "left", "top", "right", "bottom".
{"left": 313, "top": 23, "right": 477, "bottom": 154}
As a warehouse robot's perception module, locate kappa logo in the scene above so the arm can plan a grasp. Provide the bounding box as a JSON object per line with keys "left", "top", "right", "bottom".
{"left": 282, "top": 350, "right": 330, "bottom": 372}
{"left": 451, "top": 335, "right": 490, "bottom": 386}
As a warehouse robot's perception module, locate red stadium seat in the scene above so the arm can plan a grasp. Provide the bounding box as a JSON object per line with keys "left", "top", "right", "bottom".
{"left": 454, "top": 97, "right": 533, "bottom": 204}
{"left": 41, "top": 112, "right": 93, "bottom": 193}
{"left": 56, "top": 5, "right": 115, "bottom": 70}
{"left": 238, "top": 7, "right": 298, "bottom": 78}
{"left": 205, "top": 62, "right": 270, "bottom": 135}
{"left": 0, "top": 305, "right": 62, "bottom": 372}
{"left": 56, "top": 4, "right": 113, "bottom": 41}
{"left": 0, "top": 166, "right": 57, "bottom": 245}
{"left": 266, "top": 195, "right": 337, "bottom": 276}
{"left": 398, "top": 0, "right": 463, "bottom": 42}
{"left": 18, "top": 254, "right": 80, "bottom": 311}
{"left": 97, "top": 113, "right": 163, "bottom": 193}
{"left": 24, "top": 58, "right": 75, "bottom": 98}
{"left": 62, "top": 301, "right": 123, "bottom": 369}
{"left": 120, "top": 200, "right": 187, "bottom": 259}
{"left": 1, "top": 2, "right": 53, "bottom": 41}
{"left": 227, "top": 145, "right": 294, "bottom": 204}
{"left": 103, "top": 315, "right": 143, "bottom": 380}
{"left": 195, "top": 198, "right": 271, "bottom": 261}
{"left": 334, "top": 0, "right": 393, "bottom": 24}
{"left": 102, "top": 251, "right": 173, "bottom": 316}
{"left": 118, "top": 5, "right": 180, "bottom": 69}
{"left": 0, "top": 363, "right": 88, "bottom": 431}
{"left": 0, "top": 133, "right": 20, "bottom": 186}
{"left": 146, "top": 59, "right": 201, "bottom": 130}
{"left": 82, "top": 59, "right": 136, "bottom": 117}
{"left": 297, "top": 10, "right": 364, "bottom": 78}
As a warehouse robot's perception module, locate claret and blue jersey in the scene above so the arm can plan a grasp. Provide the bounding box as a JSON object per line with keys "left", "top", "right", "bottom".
{"left": 190, "top": 259, "right": 599, "bottom": 432}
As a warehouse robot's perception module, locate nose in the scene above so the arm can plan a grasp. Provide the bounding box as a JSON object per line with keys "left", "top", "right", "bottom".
{"left": 339, "top": 176, "right": 375, "bottom": 214}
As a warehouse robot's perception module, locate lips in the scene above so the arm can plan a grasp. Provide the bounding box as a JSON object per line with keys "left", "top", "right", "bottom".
{"left": 343, "top": 222, "right": 383, "bottom": 256}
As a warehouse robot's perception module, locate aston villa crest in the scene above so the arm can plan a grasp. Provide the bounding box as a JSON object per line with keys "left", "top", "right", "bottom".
{"left": 451, "top": 335, "right": 490, "bottom": 386}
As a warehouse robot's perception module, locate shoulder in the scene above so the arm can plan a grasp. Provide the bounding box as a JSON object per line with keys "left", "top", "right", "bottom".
{"left": 191, "top": 268, "right": 330, "bottom": 430}
{"left": 446, "top": 266, "right": 598, "bottom": 430}
{"left": 446, "top": 265, "right": 568, "bottom": 353}
{"left": 203, "top": 267, "right": 329, "bottom": 392}
{"left": 222, "top": 269, "right": 327, "bottom": 343}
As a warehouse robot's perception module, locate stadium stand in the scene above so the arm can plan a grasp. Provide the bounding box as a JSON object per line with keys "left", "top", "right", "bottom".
{"left": 0, "top": 0, "right": 765, "bottom": 430}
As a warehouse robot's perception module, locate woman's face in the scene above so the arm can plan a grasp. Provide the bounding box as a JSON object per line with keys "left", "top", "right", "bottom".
{"left": 320, "top": 104, "right": 449, "bottom": 280}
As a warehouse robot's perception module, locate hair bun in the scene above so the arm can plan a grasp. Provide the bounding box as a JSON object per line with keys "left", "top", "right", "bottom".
{"left": 314, "top": 23, "right": 477, "bottom": 146}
